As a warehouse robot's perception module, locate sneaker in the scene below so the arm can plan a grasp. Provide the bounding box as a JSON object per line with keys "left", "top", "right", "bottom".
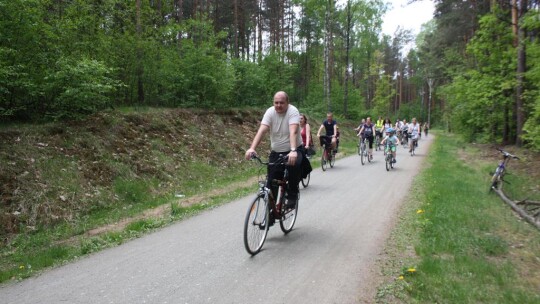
{"left": 392, "top": 159, "right": 396, "bottom": 164}
{"left": 369, "top": 154, "right": 373, "bottom": 160}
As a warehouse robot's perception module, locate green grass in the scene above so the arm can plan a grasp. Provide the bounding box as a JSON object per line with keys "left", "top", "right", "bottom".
{"left": 376, "top": 132, "right": 540, "bottom": 303}
{"left": 0, "top": 177, "right": 256, "bottom": 283}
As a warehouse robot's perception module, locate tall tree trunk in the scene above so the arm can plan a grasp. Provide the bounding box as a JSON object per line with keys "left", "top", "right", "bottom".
{"left": 177, "top": 0, "right": 183, "bottom": 50}
{"left": 515, "top": 0, "right": 527, "bottom": 146}
{"left": 136, "top": 0, "right": 144, "bottom": 104}
{"left": 257, "top": 0, "right": 263, "bottom": 62}
{"left": 343, "top": 0, "right": 352, "bottom": 117}
{"left": 234, "top": 0, "right": 239, "bottom": 58}
{"left": 324, "top": 0, "right": 333, "bottom": 112}
{"left": 511, "top": 0, "right": 518, "bottom": 47}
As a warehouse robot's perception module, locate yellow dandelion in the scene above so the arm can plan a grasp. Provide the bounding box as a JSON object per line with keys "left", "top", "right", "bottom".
{"left": 407, "top": 268, "right": 416, "bottom": 273}
{"left": 398, "top": 275, "right": 404, "bottom": 280}
{"left": 19, "top": 265, "right": 25, "bottom": 269}
{"left": 416, "top": 209, "right": 424, "bottom": 214}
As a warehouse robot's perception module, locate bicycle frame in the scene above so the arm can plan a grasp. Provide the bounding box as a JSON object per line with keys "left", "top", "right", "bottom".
{"left": 491, "top": 148, "right": 519, "bottom": 190}
{"left": 252, "top": 155, "right": 288, "bottom": 218}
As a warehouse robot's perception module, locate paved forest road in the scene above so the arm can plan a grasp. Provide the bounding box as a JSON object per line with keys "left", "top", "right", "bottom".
{"left": 1, "top": 135, "right": 433, "bottom": 304}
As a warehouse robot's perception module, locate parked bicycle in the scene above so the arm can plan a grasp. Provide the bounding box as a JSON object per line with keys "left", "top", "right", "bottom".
{"left": 244, "top": 154, "right": 299, "bottom": 255}
{"left": 490, "top": 148, "right": 519, "bottom": 191}
{"left": 320, "top": 135, "right": 336, "bottom": 171}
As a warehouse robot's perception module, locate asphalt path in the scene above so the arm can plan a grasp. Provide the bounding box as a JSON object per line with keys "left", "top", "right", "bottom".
{"left": 1, "top": 135, "right": 433, "bottom": 304}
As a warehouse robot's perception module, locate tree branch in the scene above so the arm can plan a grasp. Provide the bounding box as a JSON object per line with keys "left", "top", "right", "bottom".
{"left": 493, "top": 188, "right": 540, "bottom": 230}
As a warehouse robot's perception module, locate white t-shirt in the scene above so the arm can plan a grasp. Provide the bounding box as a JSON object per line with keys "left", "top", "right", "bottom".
{"left": 409, "top": 123, "right": 420, "bottom": 139}
{"left": 261, "top": 104, "right": 302, "bottom": 152}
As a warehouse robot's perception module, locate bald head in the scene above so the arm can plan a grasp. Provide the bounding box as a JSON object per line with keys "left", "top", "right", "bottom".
{"left": 273, "top": 91, "right": 289, "bottom": 114}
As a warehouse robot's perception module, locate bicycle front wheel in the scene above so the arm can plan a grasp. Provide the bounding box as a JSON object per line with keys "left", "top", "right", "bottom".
{"left": 243, "top": 194, "right": 270, "bottom": 255}
{"left": 330, "top": 150, "right": 336, "bottom": 168}
{"left": 385, "top": 155, "right": 391, "bottom": 171}
{"left": 280, "top": 198, "right": 298, "bottom": 234}
{"left": 321, "top": 147, "right": 328, "bottom": 171}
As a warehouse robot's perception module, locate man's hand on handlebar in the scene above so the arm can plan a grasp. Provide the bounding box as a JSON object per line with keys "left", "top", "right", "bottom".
{"left": 245, "top": 149, "right": 258, "bottom": 160}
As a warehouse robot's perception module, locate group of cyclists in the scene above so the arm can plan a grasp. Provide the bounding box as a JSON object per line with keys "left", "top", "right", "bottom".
{"left": 244, "top": 91, "right": 430, "bottom": 214}
{"left": 355, "top": 116, "right": 425, "bottom": 164}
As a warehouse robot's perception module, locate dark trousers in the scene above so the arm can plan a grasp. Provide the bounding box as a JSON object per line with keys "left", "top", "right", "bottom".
{"left": 267, "top": 147, "right": 303, "bottom": 200}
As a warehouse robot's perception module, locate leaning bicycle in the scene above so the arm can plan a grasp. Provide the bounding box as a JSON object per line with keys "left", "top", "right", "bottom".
{"left": 244, "top": 154, "right": 299, "bottom": 255}
{"left": 490, "top": 148, "right": 519, "bottom": 191}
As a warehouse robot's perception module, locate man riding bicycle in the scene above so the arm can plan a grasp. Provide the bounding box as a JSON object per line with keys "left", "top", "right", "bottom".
{"left": 316, "top": 112, "right": 338, "bottom": 152}
{"left": 244, "top": 91, "right": 303, "bottom": 211}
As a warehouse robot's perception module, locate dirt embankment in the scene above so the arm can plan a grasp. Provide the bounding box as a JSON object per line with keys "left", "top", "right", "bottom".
{"left": 0, "top": 108, "right": 266, "bottom": 243}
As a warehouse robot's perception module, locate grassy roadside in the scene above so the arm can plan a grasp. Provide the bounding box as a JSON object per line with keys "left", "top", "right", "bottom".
{"left": 376, "top": 132, "right": 540, "bottom": 303}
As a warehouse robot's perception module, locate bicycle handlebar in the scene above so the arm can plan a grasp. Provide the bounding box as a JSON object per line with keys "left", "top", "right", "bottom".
{"left": 250, "top": 153, "right": 289, "bottom": 166}
{"left": 496, "top": 148, "right": 519, "bottom": 160}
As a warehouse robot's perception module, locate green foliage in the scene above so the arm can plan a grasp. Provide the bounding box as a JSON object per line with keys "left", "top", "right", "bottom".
{"left": 522, "top": 13, "right": 540, "bottom": 150}
{"left": 44, "top": 57, "right": 123, "bottom": 120}
{"left": 442, "top": 11, "right": 515, "bottom": 143}
{"left": 373, "top": 75, "right": 395, "bottom": 116}
{"left": 231, "top": 59, "right": 269, "bottom": 106}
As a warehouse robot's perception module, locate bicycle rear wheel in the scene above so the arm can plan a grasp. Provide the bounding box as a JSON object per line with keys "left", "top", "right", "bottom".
{"left": 321, "top": 146, "right": 328, "bottom": 171}
{"left": 243, "top": 194, "right": 269, "bottom": 255}
{"left": 330, "top": 150, "right": 336, "bottom": 168}
{"left": 280, "top": 198, "right": 298, "bottom": 234}
{"left": 360, "top": 144, "right": 365, "bottom": 165}
{"left": 301, "top": 173, "right": 310, "bottom": 188}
